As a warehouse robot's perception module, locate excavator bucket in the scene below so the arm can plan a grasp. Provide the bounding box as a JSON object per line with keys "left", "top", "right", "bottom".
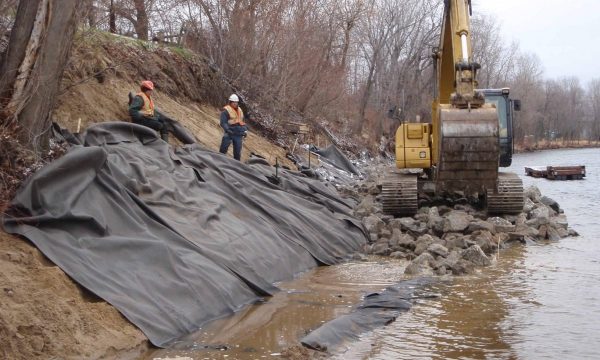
{"left": 436, "top": 104, "right": 499, "bottom": 196}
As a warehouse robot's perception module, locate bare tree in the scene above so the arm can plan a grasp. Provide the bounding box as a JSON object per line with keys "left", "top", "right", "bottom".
{"left": 508, "top": 51, "right": 545, "bottom": 142}
{"left": 0, "top": 0, "right": 84, "bottom": 152}
{"left": 337, "top": 0, "right": 364, "bottom": 70}
{"left": 0, "top": 0, "right": 19, "bottom": 37}
{"left": 355, "top": 0, "right": 406, "bottom": 133}
{"left": 588, "top": 78, "right": 600, "bottom": 144}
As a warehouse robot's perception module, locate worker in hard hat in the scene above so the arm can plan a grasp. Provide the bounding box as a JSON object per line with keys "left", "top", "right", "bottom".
{"left": 129, "top": 80, "right": 169, "bottom": 142}
{"left": 219, "top": 94, "right": 248, "bottom": 161}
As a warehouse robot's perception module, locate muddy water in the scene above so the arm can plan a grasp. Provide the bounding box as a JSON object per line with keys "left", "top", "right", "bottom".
{"left": 139, "top": 148, "right": 600, "bottom": 360}
{"left": 137, "top": 261, "right": 411, "bottom": 359}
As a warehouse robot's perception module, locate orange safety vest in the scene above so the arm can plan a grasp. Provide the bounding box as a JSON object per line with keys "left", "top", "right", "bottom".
{"left": 223, "top": 105, "right": 245, "bottom": 126}
{"left": 137, "top": 92, "right": 155, "bottom": 117}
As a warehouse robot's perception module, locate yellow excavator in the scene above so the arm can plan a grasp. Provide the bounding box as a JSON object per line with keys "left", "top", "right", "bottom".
{"left": 382, "top": 0, "right": 524, "bottom": 215}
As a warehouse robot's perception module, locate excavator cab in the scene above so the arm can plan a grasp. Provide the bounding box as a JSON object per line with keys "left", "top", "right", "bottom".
{"left": 480, "top": 88, "right": 521, "bottom": 167}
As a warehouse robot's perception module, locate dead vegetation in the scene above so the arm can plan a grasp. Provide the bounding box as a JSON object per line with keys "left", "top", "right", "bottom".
{"left": 0, "top": 129, "right": 67, "bottom": 212}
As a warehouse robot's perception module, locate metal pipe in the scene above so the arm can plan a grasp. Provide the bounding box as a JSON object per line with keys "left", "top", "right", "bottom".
{"left": 461, "top": 34, "right": 468, "bottom": 62}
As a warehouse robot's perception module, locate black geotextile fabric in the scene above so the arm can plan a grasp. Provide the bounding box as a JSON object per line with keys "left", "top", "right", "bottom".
{"left": 3, "top": 122, "right": 368, "bottom": 347}
{"left": 300, "top": 278, "right": 438, "bottom": 354}
{"left": 312, "top": 144, "right": 362, "bottom": 177}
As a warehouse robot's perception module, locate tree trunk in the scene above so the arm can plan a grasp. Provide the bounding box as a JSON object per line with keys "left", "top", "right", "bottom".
{"left": 0, "top": 0, "right": 83, "bottom": 152}
{"left": 109, "top": 0, "right": 117, "bottom": 33}
{"left": 340, "top": 20, "right": 353, "bottom": 70}
{"left": 357, "top": 51, "right": 378, "bottom": 133}
{"left": 133, "top": 0, "right": 149, "bottom": 41}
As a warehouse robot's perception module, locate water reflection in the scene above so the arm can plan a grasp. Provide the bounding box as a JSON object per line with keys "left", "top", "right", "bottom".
{"left": 340, "top": 245, "right": 530, "bottom": 359}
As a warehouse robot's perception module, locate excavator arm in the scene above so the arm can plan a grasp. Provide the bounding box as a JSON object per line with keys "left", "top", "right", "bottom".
{"left": 431, "top": 0, "right": 499, "bottom": 194}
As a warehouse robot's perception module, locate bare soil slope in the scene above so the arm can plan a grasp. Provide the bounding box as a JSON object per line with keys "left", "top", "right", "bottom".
{"left": 54, "top": 77, "right": 295, "bottom": 167}
{"left": 0, "top": 231, "right": 148, "bottom": 359}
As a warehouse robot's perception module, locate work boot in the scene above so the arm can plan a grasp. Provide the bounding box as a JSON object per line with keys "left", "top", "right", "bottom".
{"left": 161, "top": 133, "right": 169, "bottom": 143}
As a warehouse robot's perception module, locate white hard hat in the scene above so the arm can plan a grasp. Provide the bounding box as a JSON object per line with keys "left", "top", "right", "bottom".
{"left": 229, "top": 94, "right": 239, "bottom": 102}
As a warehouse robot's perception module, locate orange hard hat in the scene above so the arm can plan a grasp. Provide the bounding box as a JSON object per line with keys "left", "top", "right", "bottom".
{"left": 141, "top": 80, "right": 154, "bottom": 90}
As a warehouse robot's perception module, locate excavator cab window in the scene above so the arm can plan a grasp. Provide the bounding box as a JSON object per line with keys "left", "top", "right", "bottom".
{"left": 484, "top": 95, "right": 509, "bottom": 138}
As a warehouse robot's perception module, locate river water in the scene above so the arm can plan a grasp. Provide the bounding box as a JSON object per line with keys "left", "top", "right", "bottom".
{"left": 139, "top": 148, "right": 600, "bottom": 360}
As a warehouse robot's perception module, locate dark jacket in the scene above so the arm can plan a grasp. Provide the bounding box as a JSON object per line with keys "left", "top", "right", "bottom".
{"left": 220, "top": 109, "right": 248, "bottom": 135}
{"left": 129, "top": 95, "right": 161, "bottom": 122}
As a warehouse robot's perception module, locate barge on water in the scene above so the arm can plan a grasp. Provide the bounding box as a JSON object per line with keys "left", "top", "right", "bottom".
{"left": 524, "top": 166, "right": 586, "bottom": 180}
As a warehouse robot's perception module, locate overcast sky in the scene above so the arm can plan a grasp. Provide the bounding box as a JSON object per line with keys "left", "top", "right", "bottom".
{"left": 474, "top": 0, "right": 600, "bottom": 85}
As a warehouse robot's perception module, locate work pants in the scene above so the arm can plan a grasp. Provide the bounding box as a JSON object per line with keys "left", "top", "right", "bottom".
{"left": 133, "top": 118, "right": 168, "bottom": 135}
{"left": 219, "top": 132, "right": 243, "bottom": 161}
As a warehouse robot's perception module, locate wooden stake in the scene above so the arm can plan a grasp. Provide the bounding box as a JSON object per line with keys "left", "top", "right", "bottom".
{"left": 291, "top": 134, "right": 299, "bottom": 154}
{"left": 77, "top": 118, "right": 81, "bottom": 133}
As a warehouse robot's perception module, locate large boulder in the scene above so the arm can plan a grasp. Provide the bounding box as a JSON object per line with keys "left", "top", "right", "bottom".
{"left": 427, "top": 243, "right": 449, "bottom": 258}
{"left": 546, "top": 226, "right": 561, "bottom": 241}
{"left": 487, "top": 217, "right": 516, "bottom": 233}
{"left": 515, "top": 213, "right": 528, "bottom": 227}
{"left": 379, "top": 229, "right": 392, "bottom": 239}
{"left": 392, "top": 217, "right": 417, "bottom": 230}
{"left": 413, "top": 234, "right": 437, "bottom": 256}
{"left": 553, "top": 214, "right": 568, "bottom": 230}
{"left": 530, "top": 206, "right": 552, "bottom": 225}
{"left": 363, "top": 215, "right": 385, "bottom": 234}
{"left": 538, "top": 225, "right": 547, "bottom": 240}
{"left": 524, "top": 185, "right": 542, "bottom": 202}
{"left": 569, "top": 228, "right": 580, "bottom": 237}
{"left": 468, "top": 220, "right": 496, "bottom": 234}
{"left": 413, "top": 213, "right": 429, "bottom": 224}
{"left": 462, "top": 245, "right": 492, "bottom": 266}
{"left": 354, "top": 208, "right": 368, "bottom": 219}
{"left": 510, "top": 226, "right": 540, "bottom": 240}
{"left": 434, "top": 250, "right": 462, "bottom": 270}
{"left": 396, "top": 233, "right": 416, "bottom": 249}
{"left": 523, "top": 198, "right": 536, "bottom": 213}
{"left": 557, "top": 228, "right": 569, "bottom": 238}
{"left": 373, "top": 241, "right": 390, "bottom": 254}
{"left": 404, "top": 253, "right": 435, "bottom": 275}
{"left": 388, "top": 217, "right": 428, "bottom": 235}
{"left": 443, "top": 212, "right": 472, "bottom": 233}
{"left": 540, "top": 195, "right": 561, "bottom": 213}
{"left": 451, "top": 259, "right": 476, "bottom": 275}
{"left": 525, "top": 218, "right": 541, "bottom": 229}
{"left": 472, "top": 230, "right": 496, "bottom": 254}
{"left": 428, "top": 206, "right": 440, "bottom": 220}
{"left": 444, "top": 233, "right": 474, "bottom": 250}
{"left": 430, "top": 217, "right": 446, "bottom": 234}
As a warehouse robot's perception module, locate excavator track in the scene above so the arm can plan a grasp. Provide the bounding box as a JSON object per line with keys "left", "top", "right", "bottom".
{"left": 381, "top": 174, "right": 418, "bottom": 216}
{"left": 487, "top": 172, "right": 524, "bottom": 214}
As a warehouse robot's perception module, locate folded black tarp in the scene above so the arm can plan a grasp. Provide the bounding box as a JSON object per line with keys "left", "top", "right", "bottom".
{"left": 312, "top": 144, "right": 362, "bottom": 177}
{"left": 3, "top": 122, "right": 367, "bottom": 347}
{"left": 300, "top": 278, "right": 439, "bottom": 354}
